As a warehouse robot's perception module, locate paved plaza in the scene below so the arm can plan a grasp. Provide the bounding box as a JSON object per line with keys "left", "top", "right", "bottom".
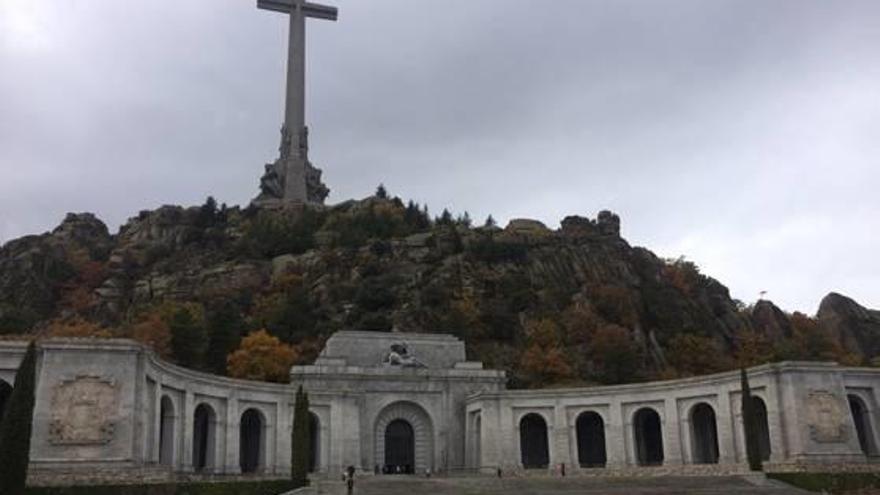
{"left": 315, "top": 475, "right": 810, "bottom": 495}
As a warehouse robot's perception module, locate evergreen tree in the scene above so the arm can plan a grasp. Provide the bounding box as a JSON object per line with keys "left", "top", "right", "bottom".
{"left": 169, "top": 308, "right": 207, "bottom": 370}
{"left": 484, "top": 215, "right": 497, "bottom": 228}
{"left": 291, "top": 386, "right": 311, "bottom": 484}
{"left": 437, "top": 208, "right": 454, "bottom": 226}
{"left": 0, "top": 341, "right": 38, "bottom": 494}
{"left": 205, "top": 302, "right": 244, "bottom": 375}
{"left": 198, "top": 196, "right": 218, "bottom": 227}
{"left": 741, "top": 368, "right": 763, "bottom": 471}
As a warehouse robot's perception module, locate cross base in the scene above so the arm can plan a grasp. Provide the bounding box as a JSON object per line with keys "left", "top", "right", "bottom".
{"left": 252, "top": 155, "right": 329, "bottom": 208}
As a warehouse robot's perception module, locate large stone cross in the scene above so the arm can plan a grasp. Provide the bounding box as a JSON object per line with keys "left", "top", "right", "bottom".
{"left": 258, "top": 0, "right": 338, "bottom": 160}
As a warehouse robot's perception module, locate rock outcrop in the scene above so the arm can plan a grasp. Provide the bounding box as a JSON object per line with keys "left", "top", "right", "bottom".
{"left": 751, "top": 299, "right": 793, "bottom": 342}
{"left": 818, "top": 292, "right": 880, "bottom": 358}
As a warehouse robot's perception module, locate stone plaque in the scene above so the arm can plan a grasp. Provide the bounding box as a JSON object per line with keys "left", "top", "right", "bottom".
{"left": 49, "top": 375, "right": 119, "bottom": 445}
{"left": 806, "top": 389, "right": 849, "bottom": 443}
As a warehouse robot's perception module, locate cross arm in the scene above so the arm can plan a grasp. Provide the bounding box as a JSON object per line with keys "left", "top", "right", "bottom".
{"left": 257, "top": 0, "right": 338, "bottom": 21}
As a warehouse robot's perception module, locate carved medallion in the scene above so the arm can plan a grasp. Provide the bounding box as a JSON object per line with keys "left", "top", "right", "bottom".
{"left": 49, "top": 375, "right": 119, "bottom": 445}
{"left": 806, "top": 389, "right": 849, "bottom": 443}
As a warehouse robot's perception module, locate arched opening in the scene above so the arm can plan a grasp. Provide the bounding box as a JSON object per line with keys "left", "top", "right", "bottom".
{"left": 309, "top": 412, "right": 320, "bottom": 473}
{"left": 159, "top": 396, "right": 175, "bottom": 466}
{"left": 240, "top": 408, "right": 265, "bottom": 474}
{"left": 690, "top": 403, "right": 719, "bottom": 464}
{"left": 634, "top": 408, "right": 663, "bottom": 466}
{"left": 374, "top": 401, "right": 434, "bottom": 475}
{"left": 0, "top": 379, "right": 12, "bottom": 423}
{"left": 519, "top": 413, "right": 550, "bottom": 469}
{"left": 384, "top": 419, "right": 414, "bottom": 474}
{"left": 751, "top": 397, "right": 772, "bottom": 461}
{"left": 238, "top": 409, "right": 265, "bottom": 474}
{"left": 576, "top": 411, "right": 606, "bottom": 467}
{"left": 849, "top": 394, "right": 877, "bottom": 456}
{"left": 192, "top": 403, "right": 217, "bottom": 472}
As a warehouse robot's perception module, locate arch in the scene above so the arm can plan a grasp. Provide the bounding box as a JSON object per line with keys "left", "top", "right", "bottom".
{"left": 309, "top": 412, "right": 320, "bottom": 473}
{"left": 192, "top": 403, "right": 217, "bottom": 471}
{"left": 848, "top": 394, "right": 877, "bottom": 456}
{"left": 576, "top": 411, "right": 606, "bottom": 467}
{"left": 240, "top": 408, "right": 266, "bottom": 474}
{"left": 384, "top": 419, "right": 415, "bottom": 474}
{"left": 158, "top": 396, "right": 175, "bottom": 466}
{"left": 519, "top": 413, "right": 550, "bottom": 469}
{"left": 751, "top": 396, "right": 772, "bottom": 461}
{"left": 0, "top": 379, "right": 12, "bottom": 423}
{"left": 690, "top": 403, "right": 719, "bottom": 464}
{"left": 633, "top": 407, "right": 663, "bottom": 466}
{"left": 374, "top": 401, "right": 434, "bottom": 475}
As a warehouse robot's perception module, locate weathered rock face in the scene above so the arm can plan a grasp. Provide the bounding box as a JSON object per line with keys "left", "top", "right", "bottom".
{"left": 0, "top": 213, "right": 111, "bottom": 331}
{"left": 818, "top": 292, "right": 880, "bottom": 358}
{"left": 751, "top": 299, "right": 793, "bottom": 342}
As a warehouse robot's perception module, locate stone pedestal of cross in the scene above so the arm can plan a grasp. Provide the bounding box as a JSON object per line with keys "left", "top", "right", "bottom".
{"left": 252, "top": 0, "right": 337, "bottom": 208}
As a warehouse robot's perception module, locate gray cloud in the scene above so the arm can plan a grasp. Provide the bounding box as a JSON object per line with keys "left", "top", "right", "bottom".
{"left": 1, "top": 0, "right": 878, "bottom": 312}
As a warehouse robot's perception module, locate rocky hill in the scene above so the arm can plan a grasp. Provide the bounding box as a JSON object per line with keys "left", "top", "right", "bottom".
{"left": 1, "top": 195, "right": 877, "bottom": 386}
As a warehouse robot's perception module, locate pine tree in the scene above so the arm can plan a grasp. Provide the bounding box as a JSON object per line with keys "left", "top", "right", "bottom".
{"left": 375, "top": 184, "right": 388, "bottom": 199}
{"left": 741, "top": 368, "right": 763, "bottom": 471}
{"left": 205, "top": 302, "right": 244, "bottom": 376}
{"left": 0, "top": 341, "right": 39, "bottom": 494}
{"left": 291, "top": 385, "right": 311, "bottom": 484}
{"left": 484, "top": 215, "right": 497, "bottom": 228}
{"left": 169, "top": 307, "right": 207, "bottom": 370}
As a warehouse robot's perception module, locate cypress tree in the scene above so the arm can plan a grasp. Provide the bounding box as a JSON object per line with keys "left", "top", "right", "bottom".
{"left": 741, "top": 368, "right": 763, "bottom": 471}
{"left": 205, "top": 302, "right": 244, "bottom": 375}
{"left": 0, "top": 341, "right": 39, "bottom": 494}
{"left": 291, "top": 385, "right": 311, "bottom": 484}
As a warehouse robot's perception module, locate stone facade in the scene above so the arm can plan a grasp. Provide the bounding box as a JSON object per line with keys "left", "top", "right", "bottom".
{"left": 1, "top": 333, "right": 879, "bottom": 485}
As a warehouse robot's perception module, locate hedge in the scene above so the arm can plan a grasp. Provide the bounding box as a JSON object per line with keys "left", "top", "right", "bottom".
{"left": 26, "top": 479, "right": 303, "bottom": 495}
{"left": 769, "top": 472, "right": 880, "bottom": 493}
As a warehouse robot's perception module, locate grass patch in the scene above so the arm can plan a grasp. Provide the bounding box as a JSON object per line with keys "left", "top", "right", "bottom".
{"left": 769, "top": 472, "right": 880, "bottom": 493}
{"left": 26, "top": 479, "right": 303, "bottom": 495}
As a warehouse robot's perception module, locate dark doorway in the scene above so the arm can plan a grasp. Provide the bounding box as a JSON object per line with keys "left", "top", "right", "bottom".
{"left": 240, "top": 409, "right": 264, "bottom": 474}
{"left": 384, "top": 419, "right": 415, "bottom": 474}
{"left": 751, "top": 397, "right": 772, "bottom": 461}
{"left": 0, "top": 380, "right": 11, "bottom": 424}
{"left": 576, "top": 411, "right": 607, "bottom": 467}
{"left": 690, "top": 403, "right": 719, "bottom": 464}
{"left": 849, "top": 395, "right": 877, "bottom": 456}
{"left": 519, "top": 413, "right": 550, "bottom": 469}
{"left": 634, "top": 408, "right": 663, "bottom": 466}
{"left": 159, "top": 396, "right": 174, "bottom": 466}
{"left": 309, "top": 412, "right": 319, "bottom": 473}
{"left": 192, "top": 404, "right": 216, "bottom": 471}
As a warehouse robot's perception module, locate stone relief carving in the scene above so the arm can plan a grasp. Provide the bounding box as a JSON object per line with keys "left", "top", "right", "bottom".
{"left": 49, "top": 375, "right": 119, "bottom": 445}
{"left": 806, "top": 389, "right": 849, "bottom": 443}
{"left": 384, "top": 342, "right": 426, "bottom": 368}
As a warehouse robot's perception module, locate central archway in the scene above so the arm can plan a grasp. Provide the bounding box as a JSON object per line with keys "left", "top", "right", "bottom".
{"left": 690, "top": 403, "right": 719, "bottom": 464}
{"left": 519, "top": 413, "right": 550, "bottom": 469}
{"left": 384, "top": 419, "right": 415, "bottom": 473}
{"left": 374, "top": 402, "right": 434, "bottom": 475}
{"left": 633, "top": 407, "right": 663, "bottom": 466}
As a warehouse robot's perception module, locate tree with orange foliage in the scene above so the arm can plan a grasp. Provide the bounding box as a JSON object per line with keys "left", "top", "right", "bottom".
{"left": 665, "top": 333, "right": 732, "bottom": 377}
{"left": 227, "top": 330, "right": 298, "bottom": 383}
{"left": 519, "top": 318, "right": 573, "bottom": 387}
{"left": 733, "top": 329, "right": 774, "bottom": 368}
{"left": 45, "top": 317, "right": 112, "bottom": 338}
{"left": 129, "top": 311, "right": 172, "bottom": 359}
{"left": 788, "top": 312, "right": 860, "bottom": 365}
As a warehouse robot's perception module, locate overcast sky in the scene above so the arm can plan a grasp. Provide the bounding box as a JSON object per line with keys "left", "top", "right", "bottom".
{"left": 1, "top": 0, "right": 878, "bottom": 313}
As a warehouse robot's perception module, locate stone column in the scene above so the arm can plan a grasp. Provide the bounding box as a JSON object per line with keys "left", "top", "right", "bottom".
{"left": 225, "top": 397, "right": 240, "bottom": 474}
{"left": 182, "top": 390, "right": 194, "bottom": 472}
{"left": 663, "top": 397, "right": 684, "bottom": 465}
{"left": 552, "top": 402, "right": 572, "bottom": 471}
{"left": 152, "top": 382, "right": 162, "bottom": 464}
{"left": 765, "top": 373, "right": 788, "bottom": 463}
{"left": 606, "top": 400, "right": 626, "bottom": 468}
{"left": 716, "top": 387, "right": 736, "bottom": 465}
